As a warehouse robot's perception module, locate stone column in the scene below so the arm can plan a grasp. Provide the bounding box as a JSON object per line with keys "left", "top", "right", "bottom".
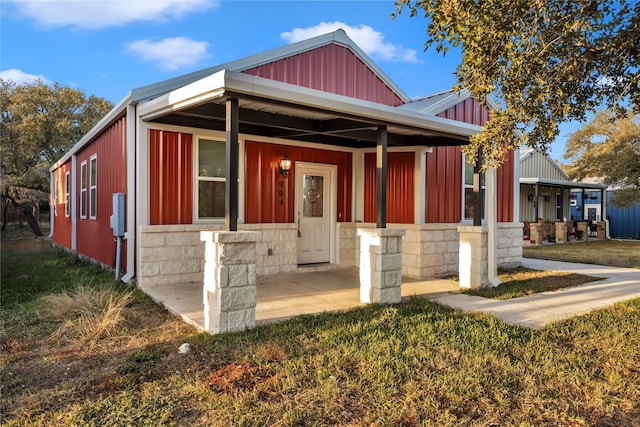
{"left": 457, "top": 225, "right": 488, "bottom": 289}
{"left": 529, "top": 222, "right": 543, "bottom": 245}
{"left": 597, "top": 221, "right": 607, "bottom": 239}
{"left": 200, "top": 231, "right": 259, "bottom": 334}
{"left": 578, "top": 221, "right": 589, "bottom": 241}
{"left": 357, "top": 228, "right": 405, "bottom": 304}
{"left": 555, "top": 222, "right": 567, "bottom": 243}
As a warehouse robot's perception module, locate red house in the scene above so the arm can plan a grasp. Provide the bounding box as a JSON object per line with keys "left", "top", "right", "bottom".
{"left": 50, "top": 30, "right": 522, "bottom": 329}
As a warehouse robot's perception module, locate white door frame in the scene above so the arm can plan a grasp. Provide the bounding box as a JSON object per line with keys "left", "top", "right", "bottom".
{"left": 295, "top": 162, "right": 337, "bottom": 265}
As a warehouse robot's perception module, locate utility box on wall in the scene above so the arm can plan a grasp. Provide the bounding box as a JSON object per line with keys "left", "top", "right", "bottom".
{"left": 110, "top": 193, "right": 126, "bottom": 237}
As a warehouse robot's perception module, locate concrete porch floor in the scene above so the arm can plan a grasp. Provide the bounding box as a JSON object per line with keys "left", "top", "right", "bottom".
{"left": 140, "top": 267, "right": 460, "bottom": 332}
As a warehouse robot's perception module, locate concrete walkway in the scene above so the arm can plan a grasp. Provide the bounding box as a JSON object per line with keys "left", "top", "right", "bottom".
{"left": 433, "top": 258, "right": 640, "bottom": 328}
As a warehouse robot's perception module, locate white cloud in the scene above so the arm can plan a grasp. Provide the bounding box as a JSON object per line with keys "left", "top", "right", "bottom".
{"left": 281, "top": 22, "right": 419, "bottom": 63}
{"left": 125, "top": 37, "right": 209, "bottom": 71}
{"left": 0, "top": 68, "right": 50, "bottom": 84}
{"left": 8, "top": 0, "right": 217, "bottom": 29}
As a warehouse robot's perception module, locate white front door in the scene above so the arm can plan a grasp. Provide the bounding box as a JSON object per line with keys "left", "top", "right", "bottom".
{"left": 296, "top": 164, "right": 332, "bottom": 264}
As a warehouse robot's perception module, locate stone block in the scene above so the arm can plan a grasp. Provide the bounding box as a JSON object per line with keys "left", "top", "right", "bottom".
{"left": 140, "top": 233, "right": 165, "bottom": 248}
{"left": 220, "top": 286, "right": 256, "bottom": 311}
{"left": 372, "top": 287, "right": 401, "bottom": 304}
{"left": 381, "top": 253, "right": 402, "bottom": 271}
{"left": 219, "top": 242, "right": 257, "bottom": 265}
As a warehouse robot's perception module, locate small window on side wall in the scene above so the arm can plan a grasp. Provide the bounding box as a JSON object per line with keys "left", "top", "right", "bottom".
{"left": 65, "top": 171, "right": 70, "bottom": 217}
{"left": 80, "top": 161, "right": 87, "bottom": 219}
{"left": 89, "top": 155, "right": 97, "bottom": 219}
{"left": 197, "top": 139, "right": 226, "bottom": 219}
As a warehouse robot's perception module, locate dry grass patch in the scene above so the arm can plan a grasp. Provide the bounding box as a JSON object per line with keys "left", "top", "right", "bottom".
{"left": 44, "top": 285, "right": 133, "bottom": 343}
{"left": 524, "top": 239, "right": 640, "bottom": 269}
{"left": 463, "top": 267, "right": 602, "bottom": 300}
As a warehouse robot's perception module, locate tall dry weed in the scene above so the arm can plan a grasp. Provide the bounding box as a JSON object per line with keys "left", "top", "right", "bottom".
{"left": 44, "top": 285, "right": 132, "bottom": 343}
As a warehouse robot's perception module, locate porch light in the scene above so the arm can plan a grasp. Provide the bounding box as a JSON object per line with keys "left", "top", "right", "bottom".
{"left": 278, "top": 154, "right": 292, "bottom": 178}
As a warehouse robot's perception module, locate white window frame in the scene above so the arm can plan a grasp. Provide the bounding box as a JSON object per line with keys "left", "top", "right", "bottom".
{"left": 64, "top": 171, "right": 70, "bottom": 217}
{"left": 462, "top": 154, "right": 486, "bottom": 222}
{"left": 194, "top": 137, "right": 226, "bottom": 222}
{"left": 54, "top": 177, "right": 59, "bottom": 217}
{"left": 80, "top": 160, "right": 87, "bottom": 219}
{"left": 89, "top": 154, "right": 97, "bottom": 220}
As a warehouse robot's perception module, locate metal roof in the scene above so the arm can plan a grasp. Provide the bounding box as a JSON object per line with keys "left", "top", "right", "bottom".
{"left": 520, "top": 177, "right": 606, "bottom": 190}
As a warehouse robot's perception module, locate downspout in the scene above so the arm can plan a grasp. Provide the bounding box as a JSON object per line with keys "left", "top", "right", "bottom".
{"left": 71, "top": 155, "right": 77, "bottom": 250}
{"left": 49, "top": 171, "right": 54, "bottom": 238}
{"left": 513, "top": 147, "right": 520, "bottom": 223}
{"left": 487, "top": 167, "right": 501, "bottom": 287}
{"left": 122, "top": 102, "right": 138, "bottom": 283}
{"left": 602, "top": 188, "right": 610, "bottom": 239}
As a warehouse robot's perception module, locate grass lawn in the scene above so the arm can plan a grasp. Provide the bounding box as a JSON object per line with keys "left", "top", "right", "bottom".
{"left": 523, "top": 239, "right": 640, "bottom": 269}
{"left": 2, "top": 238, "right": 639, "bottom": 426}
{"left": 462, "top": 267, "right": 601, "bottom": 300}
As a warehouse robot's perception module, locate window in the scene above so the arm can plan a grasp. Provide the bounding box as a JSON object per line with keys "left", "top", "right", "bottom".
{"left": 54, "top": 177, "right": 59, "bottom": 217}
{"left": 463, "top": 156, "right": 485, "bottom": 221}
{"left": 89, "top": 155, "right": 97, "bottom": 219}
{"left": 556, "top": 193, "right": 563, "bottom": 221}
{"left": 64, "top": 172, "right": 70, "bottom": 217}
{"left": 197, "top": 139, "right": 226, "bottom": 219}
{"left": 80, "top": 161, "right": 87, "bottom": 219}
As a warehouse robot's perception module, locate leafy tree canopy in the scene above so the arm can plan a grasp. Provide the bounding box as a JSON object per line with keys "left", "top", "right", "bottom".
{"left": 0, "top": 78, "right": 113, "bottom": 235}
{"left": 563, "top": 111, "right": 640, "bottom": 208}
{"left": 394, "top": 0, "right": 639, "bottom": 168}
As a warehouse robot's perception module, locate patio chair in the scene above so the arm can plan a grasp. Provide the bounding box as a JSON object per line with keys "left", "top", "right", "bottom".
{"left": 523, "top": 221, "right": 530, "bottom": 240}
{"left": 567, "top": 224, "right": 577, "bottom": 240}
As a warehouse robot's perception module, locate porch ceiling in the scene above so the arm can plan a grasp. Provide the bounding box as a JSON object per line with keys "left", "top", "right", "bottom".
{"left": 150, "top": 94, "right": 470, "bottom": 149}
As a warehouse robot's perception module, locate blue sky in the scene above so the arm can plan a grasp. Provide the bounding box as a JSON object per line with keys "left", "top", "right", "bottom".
{"left": 1, "top": 0, "right": 574, "bottom": 160}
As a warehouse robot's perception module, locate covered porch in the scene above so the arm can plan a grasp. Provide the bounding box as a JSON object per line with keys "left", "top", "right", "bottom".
{"left": 140, "top": 267, "right": 460, "bottom": 331}
{"left": 520, "top": 178, "right": 607, "bottom": 244}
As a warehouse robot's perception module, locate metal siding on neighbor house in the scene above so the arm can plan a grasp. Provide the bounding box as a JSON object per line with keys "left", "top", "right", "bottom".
{"left": 244, "top": 141, "right": 352, "bottom": 223}
{"left": 520, "top": 151, "right": 568, "bottom": 180}
{"left": 425, "top": 146, "right": 462, "bottom": 223}
{"left": 242, "top": 44, "right": 404, "bottom": 106}
{"left": 363, "top": 152, "right": 415, "bottom": 224}
{"left": 606, "top": 191, "right": 640, "bottom": 239}
{"left": 52, "top": 161, "right": 73, "bottom": 248}
{"left": 438, "top": 98, "right": 490, "bottom": 126}
{"left": 75, "top": 115, "right": 128, "bottom": 268}
{"left": 149, "top": 130, "right": 193, "bottom": 225}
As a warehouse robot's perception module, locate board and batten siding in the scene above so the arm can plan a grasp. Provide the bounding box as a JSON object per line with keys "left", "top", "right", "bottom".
{"left": 363, "top": 152, "right": 415, "bottom": 224}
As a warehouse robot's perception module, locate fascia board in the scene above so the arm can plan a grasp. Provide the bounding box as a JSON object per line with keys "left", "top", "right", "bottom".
{"left": 137, "top": 70, "right": 228, "bottom": 120}
{"left": 50, "top": 94, "right": 132, "bottom": 171}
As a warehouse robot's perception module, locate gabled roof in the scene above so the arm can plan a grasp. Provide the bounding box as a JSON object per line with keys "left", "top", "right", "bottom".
{"left": 130, "top": 29, "right": 410, "bottom": 104}
{"left": 519, "top": 148, "right": 605, "bottom": 189}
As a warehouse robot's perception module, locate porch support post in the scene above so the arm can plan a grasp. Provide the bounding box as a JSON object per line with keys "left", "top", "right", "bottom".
{"left": 473, "top": 147, "right": 483, "bottom": 226}
{"left": 357, "top": 227, "right": 405, "bottom": 304}
{"left": 225, "top": 97, "right": 239, "bottom": 232}
{"left": 534, "top": 184, "right": 539, "bottom": 220}
{"left": 200, "top": 230, "right": 258, "bottom": 334}
{"left": 376, "top": 125, "right": 387, "bottom": 229}
{"left": 458, "top": 225, "right": 489, "bottom": 289}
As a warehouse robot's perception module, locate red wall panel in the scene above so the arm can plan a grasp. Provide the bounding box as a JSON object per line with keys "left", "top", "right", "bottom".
{"left": 425, "top": 146, "right": 462, "bottom": 223}
{"left": 75, "top": 115, "right": 128, "bottom": 268}
{"left": 242, "top": 44, "right": 404, "bottom": 107}
{"left": 51, "top": 161, "right": 72, "bottom": 248}
{"left": 149, "top": 130, "right": 193, "bottom": 225}
{"left": 363, "top": 152, "right": 415, "bottom": 224}
{"left": 497, "top": 149, "right": 514, "bottom": 222}
{"left": 244, "top": 141, "right": 352, "bottom": 223}
{"left": 438, "top": 98, "right": 490, "bottom": 126}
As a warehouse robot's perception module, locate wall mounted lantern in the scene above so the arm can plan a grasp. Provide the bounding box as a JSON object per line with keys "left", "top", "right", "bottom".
{"left": 278, "top": 154, "right": 291, "bottom": 178}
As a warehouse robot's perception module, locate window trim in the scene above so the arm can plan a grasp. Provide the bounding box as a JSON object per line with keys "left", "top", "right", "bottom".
{"left": 194, "top": 137, "right": 226, "bottom": 222}
{"left": 89, "top": 154, "right": 97, "bottom": 220}
{"left": 462, "top": 154, "right": 486, "bottom": 222}
{"left": 80, "top": 160, "right": 87, "bottom": 219}
{"left": 64, "top": 171, "right": 70, "bottom": 217}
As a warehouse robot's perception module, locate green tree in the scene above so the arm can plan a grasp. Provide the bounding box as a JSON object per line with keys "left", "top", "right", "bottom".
{"left": 563, "top": 111, "right": 640, "bottom": 208}
{"left": 0, "top": 79, "right": 113, "bottom": 235}
{"left": 394, "top": 0, "right": 639, "bottom": 168}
